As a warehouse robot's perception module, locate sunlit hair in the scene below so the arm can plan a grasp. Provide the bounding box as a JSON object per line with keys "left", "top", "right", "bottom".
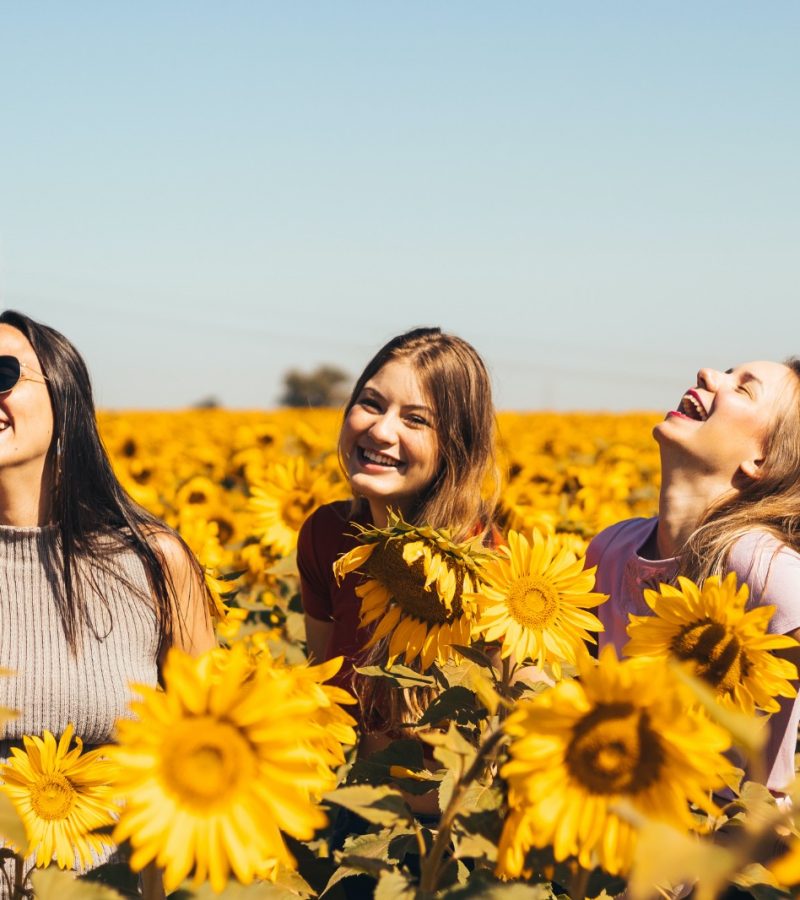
{"left": 341, "top": 327, "right": 499, "bottom": 734}
{"left": 0, "top": 310, "right": 209, "bottom": 651}
{"left": 681, "top": 358, "right": 800, "bottom": 581}
{"left": 340, "top": 327, "right": 499, "bottom": 542}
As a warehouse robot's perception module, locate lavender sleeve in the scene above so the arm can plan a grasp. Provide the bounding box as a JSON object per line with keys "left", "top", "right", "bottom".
{"left": 727, "top": 532, "right": 800, "bottom": 635}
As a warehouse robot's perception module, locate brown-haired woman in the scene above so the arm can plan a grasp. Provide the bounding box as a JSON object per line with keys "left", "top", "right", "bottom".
{"left": 586, "top": 359, "right": 800, "bottom": 791}
{"left": 297, "top": 327, "right": 499, "bottom": 817}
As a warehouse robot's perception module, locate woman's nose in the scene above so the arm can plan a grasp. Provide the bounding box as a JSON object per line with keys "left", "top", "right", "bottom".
{"left": 368, "top": 414, "right": 397, "bottom": 444}
{"left": 696, "top": 368, "right": 721, "bottom": 391}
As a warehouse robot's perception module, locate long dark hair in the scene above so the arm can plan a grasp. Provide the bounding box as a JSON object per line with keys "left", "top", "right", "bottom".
{"left": 0, "top": 310, "right": 205, "bottom": 651}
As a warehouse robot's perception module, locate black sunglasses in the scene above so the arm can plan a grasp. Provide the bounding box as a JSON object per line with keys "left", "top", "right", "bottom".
{"left": 0, "top": 356, "right": 49, "bottom": 394}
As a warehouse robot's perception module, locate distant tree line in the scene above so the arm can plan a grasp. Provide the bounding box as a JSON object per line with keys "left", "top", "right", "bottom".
{"left": 280, "top": 365, "right": 351, "bottom": 408}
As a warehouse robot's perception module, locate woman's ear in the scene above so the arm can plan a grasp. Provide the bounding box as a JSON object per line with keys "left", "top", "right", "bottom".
{"left": 739, "top": 457, "right": 765, "bottom": 481}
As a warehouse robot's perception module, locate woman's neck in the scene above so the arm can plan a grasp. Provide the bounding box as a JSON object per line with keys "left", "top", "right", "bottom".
{"left": 655, "top": 463, "right": 732, "bottom": 559}
{"left": 0, "top": 466, "right": 53, "bottom": 527}
{"left": 367, "top": 498, "right": 412, "bottom": 529}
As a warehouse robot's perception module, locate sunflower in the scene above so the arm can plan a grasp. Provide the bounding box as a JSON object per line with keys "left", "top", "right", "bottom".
{"left": 175, "top": 511, "right": 237, "bottom": 621}
{"left": 497, "top": 646, "right": 733, "bottom": 878}
{"left": 110, "top": 645, "right": 338, "bottom": 894}
{"left": 625, "top": 572, "right": 798, "bottom": 715}
{"left": 249, "top": 457, "right": 346, "bottom": 557}
{"left": 467, "top": 529, "right": 607, "bottom": 677}
{"left": 0, "top": 725, "right": 117, "bottom": 869}
{"left": 333, "top": 511, "right": 489, "bottom": 670}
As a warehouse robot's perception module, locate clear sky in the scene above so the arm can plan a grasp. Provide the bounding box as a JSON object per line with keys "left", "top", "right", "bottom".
{"left": 1, "top": 2, "right": 798, "bottom": 410}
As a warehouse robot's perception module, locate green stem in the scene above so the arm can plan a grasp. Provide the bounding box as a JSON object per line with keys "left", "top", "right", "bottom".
{"left": 569, "top": 862, "right": 591, "bottom": 900}
{"left": 418, "top": 728, "right": 506, "bottom": 896}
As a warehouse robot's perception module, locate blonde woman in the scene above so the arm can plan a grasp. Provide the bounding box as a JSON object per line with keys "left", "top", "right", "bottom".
{"left": 587, "top": 359, "right": 800, "bottom": 791}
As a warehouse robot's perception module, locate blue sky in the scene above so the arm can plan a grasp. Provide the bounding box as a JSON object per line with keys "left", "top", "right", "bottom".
{"left": 1, "top": 2, "right": 798, "bottom": 410}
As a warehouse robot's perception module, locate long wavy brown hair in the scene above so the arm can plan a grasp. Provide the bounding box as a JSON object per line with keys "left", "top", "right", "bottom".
{"left": 340, "top": 327, "right": 499, "bottom": 733}
{"left": 681, "top": 358, "right": 800, "bottom": 582}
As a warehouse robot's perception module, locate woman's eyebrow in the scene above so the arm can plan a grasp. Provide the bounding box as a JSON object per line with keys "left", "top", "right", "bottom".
{"left": 404, "top": 403, "right": 433, "bottom": 413}
{"left": 725, "top": 367, "right": 763, "bottom": 386}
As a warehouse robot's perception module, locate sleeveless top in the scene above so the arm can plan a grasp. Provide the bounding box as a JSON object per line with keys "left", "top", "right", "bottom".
{"left": 0, "top": 524, "right": 161, "bottom": 756}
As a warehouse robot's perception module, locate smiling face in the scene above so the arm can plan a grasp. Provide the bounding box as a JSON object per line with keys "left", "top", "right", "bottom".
{"left": 339, "top": 358, "right": 439, "bottom": 523}
{"left": 654, "top": 360, "right": 797, "bottom": 482}
{"left": 0, "top": 324, "right": 55, "bottom": 478}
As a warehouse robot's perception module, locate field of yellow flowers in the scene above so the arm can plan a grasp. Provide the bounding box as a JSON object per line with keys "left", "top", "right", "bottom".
{"left": 1, "top": 409, "right": 799, "bottom": 900}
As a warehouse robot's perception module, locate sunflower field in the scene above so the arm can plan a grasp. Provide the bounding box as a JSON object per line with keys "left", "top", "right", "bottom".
{"left": 1, "top": 408, "right": 800, "bottom": 899}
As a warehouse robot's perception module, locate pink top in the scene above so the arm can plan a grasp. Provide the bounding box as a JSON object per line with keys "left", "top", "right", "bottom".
{"left": 586, "top": 517, "right": 800, "bottom": 791}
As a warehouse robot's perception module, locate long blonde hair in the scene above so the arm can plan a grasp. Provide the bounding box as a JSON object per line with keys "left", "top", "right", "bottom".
{"left": 341, "top": 327, "right": 499, "bottom": 541}
{"left": 681, "top": 358, "right": 800, "bottom": 582}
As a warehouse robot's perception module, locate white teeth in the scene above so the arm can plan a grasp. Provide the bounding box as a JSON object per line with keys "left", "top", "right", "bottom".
{"left": 362, "top": 448, "right": 400, "bottom": 467}
{"left": 679, "top": 394, "right": 708, "bottom": 421}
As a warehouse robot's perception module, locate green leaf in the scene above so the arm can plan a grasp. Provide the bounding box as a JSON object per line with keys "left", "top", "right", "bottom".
{"left": 324, "top": 785, "right": 414, "bottom": 826}
{"left": 733, "top": 863, "right": 785, "bottom": 892}
{"left": 32, "top": 867, "right": 125, "bottom": 900}
{"left": 182, "top": 879, "right": 312, "bottom": 899}
{"left": 79, "top": 862, "right": 139, "bottom": 895}
{"left": 439, "top": 768, "right": 457, "bottom": 812}
{"left": 353, "top": 664, "right": 436, "bottom": 688}
{"left": 0, "top": 793, "right": 26, "bottom": 850}
{"left": 418, "top": 686, "right": 482, "bottom": 727}
{"left": 321, "top": 856, "right": 393, "bottom": 895}
{"left": 349, "top": 739, "right": 443, "bottom": 795}
{"left": 340, "top": 827, "right": 416, "bottom": 865}
{"left": 442, "top": 869, "right": 556, "bottom": 897}
{"left": 450, "top": 644, "right": 496, "bottom": 671}
{"left": 374, "top": 869, "right": 415, "bottom": 900}
{"left": 457, "top": 781, "right": 503, "bottom": 814}
{"left": 424, "top": 722, "right": 478, "bottom": 777}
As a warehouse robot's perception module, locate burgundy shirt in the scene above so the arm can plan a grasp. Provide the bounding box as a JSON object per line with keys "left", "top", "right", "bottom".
{"left": 297, "top": 501, "right": 373, "bottom": 692}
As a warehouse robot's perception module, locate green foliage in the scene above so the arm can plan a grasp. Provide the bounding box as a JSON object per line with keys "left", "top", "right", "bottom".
{"left": 279, "top": 366, "right": 351, "bottom": 408}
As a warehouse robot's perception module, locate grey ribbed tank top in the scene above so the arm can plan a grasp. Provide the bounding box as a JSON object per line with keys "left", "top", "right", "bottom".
{"left": 0, "top": 525, "right": 160, "bottom": 754}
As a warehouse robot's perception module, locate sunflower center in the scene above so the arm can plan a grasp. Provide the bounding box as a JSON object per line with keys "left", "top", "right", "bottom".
{"left": 506, "top": 575, "right": 559, "bottom": 629}
{"left": 161, "top": 717, "right": 257, "bottom": 810}
{"left": 670, "top": 619, "right": 749, "bottom": 693}
{"left": 31, "top": 773, "right": 76, "bottom": 821}
{"left": 282, "top": 492, "right": 317, "bottom": 531}
{"left": 565, "top": 702, "right": 664, "bottom": 795}
{"left": 365, "top": 539, "right": 463, "bottom": 625}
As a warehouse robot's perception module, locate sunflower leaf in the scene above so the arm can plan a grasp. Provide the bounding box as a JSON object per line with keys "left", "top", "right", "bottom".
{"left": 353, "top": 665, "right": 436, "bottom": 688}
{"left": 349, "top": 739, "right": 442, "bottom": 795}
{"left": 417, "top": 686, "right": 483, "bottom": 727}
{"left": 440, "top": 868, "right": 556, "bottom": 897}
{"left": 324, "top": 785, "right": 415, "bottom": 826}
{"left": 374, "top": 869, "right": 416, "bottom": 900}
{"left": 451, "top": 644, "right": 496, "bottom": 671}
{"left": 32, "top": 867, "right": 125, "bottom": 900}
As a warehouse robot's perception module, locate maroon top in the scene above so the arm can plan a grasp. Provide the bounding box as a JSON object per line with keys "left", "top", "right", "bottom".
{"left": 297, "top": 500, "right": 373, "bottom": 692}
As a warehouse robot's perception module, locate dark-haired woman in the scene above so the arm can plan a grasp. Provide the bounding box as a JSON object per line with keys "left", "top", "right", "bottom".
{"left": 0, "top": 311, "right": 216, "bottom": 877}
{"left": 587, "top": 360, "right": 800, "bottom": 792}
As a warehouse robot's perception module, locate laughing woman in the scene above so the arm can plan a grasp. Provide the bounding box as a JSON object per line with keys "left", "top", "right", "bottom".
{"left": 586, "top": 359, "right": 800, "bottom": 791}
{"left": 0, "top": 311, "right": 216, "bottom": 885}
{"left": 298, "top": 327, "right": 498, "bottom": 700}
